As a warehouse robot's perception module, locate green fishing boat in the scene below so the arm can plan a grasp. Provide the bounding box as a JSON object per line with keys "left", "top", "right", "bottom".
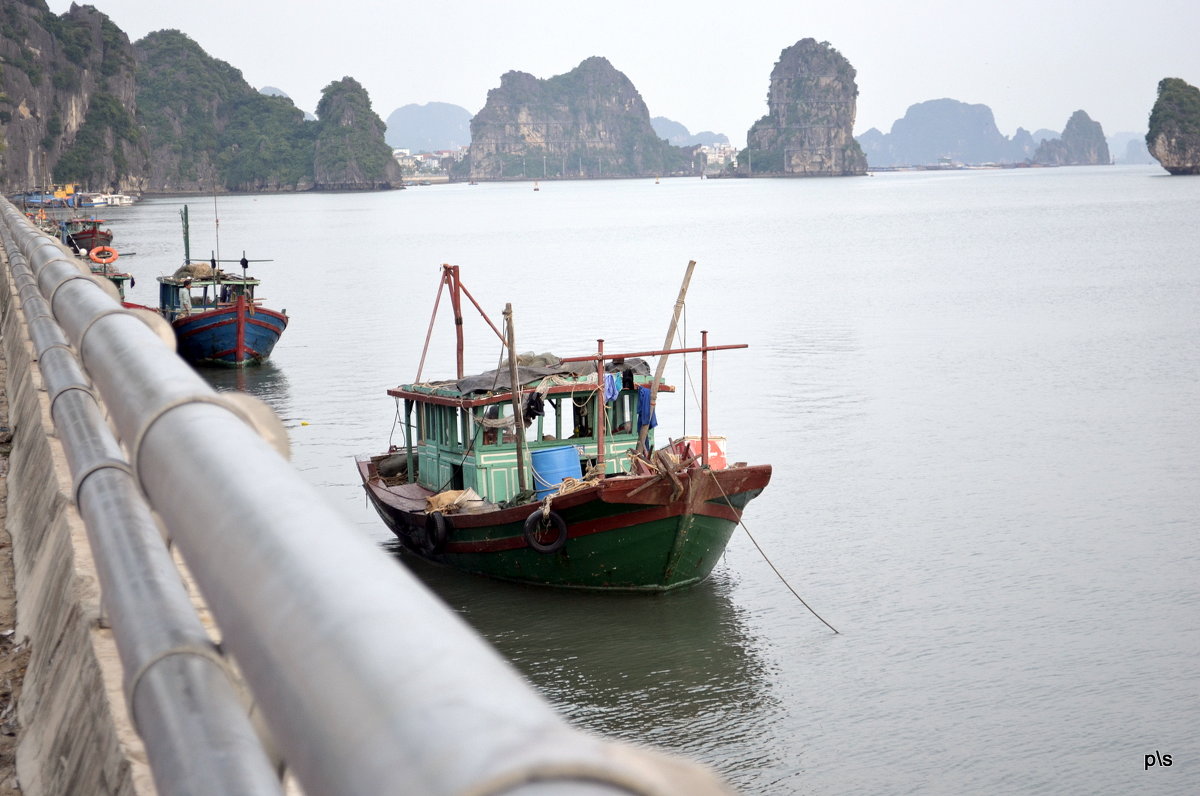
{"left": 356, "top": 264, "right": 771, "bottom": 591}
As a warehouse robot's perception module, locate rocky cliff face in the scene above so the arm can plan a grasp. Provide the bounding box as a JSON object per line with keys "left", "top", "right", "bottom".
{"left": 1146, "top": 77, "right": 1200, "bottom": 175}
{"left": 0, "top": 0, "right": 147, "bottom": 192}
{"left": 743, "top": 39, "right": 866, "bottom": 176}
{"left": 312, "top": 77, "right": 403, "bottom": 190}
{"left": 1, "top": 11, "right": 399, "bottom": 194}
{"left": 1033, "top": 110, "right": 1110, "bottom": 166}
{"left": 468, "top": 57, "right": 692, "bottom": 180}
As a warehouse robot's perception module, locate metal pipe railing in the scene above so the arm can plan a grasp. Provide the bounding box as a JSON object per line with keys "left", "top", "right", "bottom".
{"left": 0, "top": 200, "right": 730, "bottom": 795}
{"left": 0, "top": 223, "right": 284, "bottom": 796}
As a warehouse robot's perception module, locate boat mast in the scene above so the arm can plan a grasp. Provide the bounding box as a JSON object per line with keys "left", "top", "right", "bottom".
{"left": 638, "top": 260, "right": 696, "bottom": 455}
{"left": 595, "top": 339, "right": 606, "bottom": 475}
{"left": 503, "top": 304, "right": 528, "bottom": 493}
{"left": 211, "top": 188, "right": 221, "bottom": 298}
{"left": 180, "top": 205, "right": 191, "bottom": 265}
{"left": 415, "top": 265, "right": 506, "bottom": 383}
{"left": 448, "top": 265, "right": 465, "bottom": 379}
{"left": 701, "top": 330, "right": 710, "bottom": 467}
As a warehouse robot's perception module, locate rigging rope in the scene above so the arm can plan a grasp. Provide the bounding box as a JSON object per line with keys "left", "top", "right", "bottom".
{"left": 707, "top": 471, "right": 840, "bottom": 634}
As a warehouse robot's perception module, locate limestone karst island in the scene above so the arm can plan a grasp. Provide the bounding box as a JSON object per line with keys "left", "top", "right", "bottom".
{"left": 1146, "top": 77, "right": 1200, "bottom": 174}
{"left": 0, "top": 0, "right": 1192, "bottom": 196}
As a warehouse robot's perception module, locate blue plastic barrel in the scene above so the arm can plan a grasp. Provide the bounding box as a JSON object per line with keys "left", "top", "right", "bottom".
{"left": 530, "top": 446, "right": 582, "bottom": 499}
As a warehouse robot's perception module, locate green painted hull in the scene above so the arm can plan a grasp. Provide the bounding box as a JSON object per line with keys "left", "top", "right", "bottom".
{"left": 358, "top": 458, "right": 771, "bottom": 592}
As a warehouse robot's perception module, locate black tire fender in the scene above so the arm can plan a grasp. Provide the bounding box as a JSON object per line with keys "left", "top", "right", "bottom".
{"left": 423, "top": 511, "right": 450, "bottom": 553}
{"left": 523, "top": 509, "right": 568, "bottom": 554}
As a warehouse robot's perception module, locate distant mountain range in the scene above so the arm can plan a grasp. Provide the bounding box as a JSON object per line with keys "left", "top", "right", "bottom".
{"left": 384, "top": 102, "right": 473, "bottom": 152}
{"left": 857, "top": 98, "right": 1150, "bottom": 167}
{"left": 650, "top": 117, "right": 729, "bottom": 147}
{"left": 857, "top": 99, "right": 1039, "bottom": 166}
{"left": 1107, "top": 131, "right": 1155, "bottom": 164}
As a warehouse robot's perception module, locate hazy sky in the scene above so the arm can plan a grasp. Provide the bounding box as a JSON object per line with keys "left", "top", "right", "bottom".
{"left": 49, "top": 0, "right": 1200, "bottom": 146}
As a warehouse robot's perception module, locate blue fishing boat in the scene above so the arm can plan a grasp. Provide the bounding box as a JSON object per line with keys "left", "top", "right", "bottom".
{"left": 157, "top": 206, "right": 288, "bottom": 367}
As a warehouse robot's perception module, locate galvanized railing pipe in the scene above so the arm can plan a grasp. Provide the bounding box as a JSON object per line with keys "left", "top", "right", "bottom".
{"left": 0, "top": 224, "right": 285, "bottom": 796}
{"left": 1, "top": 202, "right": 729, "bottom": 795}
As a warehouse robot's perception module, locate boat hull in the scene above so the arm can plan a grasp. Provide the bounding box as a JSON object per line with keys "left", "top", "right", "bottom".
{"left": 358, "top": 457, "right": 772, "bottom": 592}
{"left": 67, "top": 229, "right": 113, "bottom": 250}
{"left": 172, "top": 300, "right": 288, "bottom": 367}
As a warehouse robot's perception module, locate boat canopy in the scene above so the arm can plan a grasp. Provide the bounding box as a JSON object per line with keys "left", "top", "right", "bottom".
{"left": 455, "top": 354, "right": 651, "bottom": 394}
{"left": 389, "top": 355, "right": 668, "bottom": 406}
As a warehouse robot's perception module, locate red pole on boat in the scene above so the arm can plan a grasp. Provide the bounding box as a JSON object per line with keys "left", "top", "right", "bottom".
{"left": 595, "top": 339, "right": 605, "bottom": 476}
{"left": 235, "top": 293, "right": 247, "bottom": 364}
{"left": 701, "top": 330, "right": 709, "bottom": 468}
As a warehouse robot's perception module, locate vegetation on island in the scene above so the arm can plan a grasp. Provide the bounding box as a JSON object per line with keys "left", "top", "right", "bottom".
{"left": 1145, "top": 78, "right": 1200, "bottom": 175}
{"left": 312, "top": 77, "right": 402, "bottom": 189}
{"left": 135, "top": 30, "right": 318, "bottom": 190}
{"left": 1147, "top": 78, "right": 1200, "bottom": 141}
{"left": 129, "top": 31, "right": 399, "bottom": 191}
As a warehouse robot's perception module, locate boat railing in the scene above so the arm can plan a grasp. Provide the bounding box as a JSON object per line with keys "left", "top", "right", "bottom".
{"left": 0, "top": 198, "right": 729, "bottom": 794}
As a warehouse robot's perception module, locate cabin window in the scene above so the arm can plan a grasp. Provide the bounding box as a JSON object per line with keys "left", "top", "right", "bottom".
{"left": 535, "top": 396, "right": 565, "bottom": 444}
{"left": 416, "top": 404, "right": 427, "bottom": 443}
{"left": 437, "top": 406, "right": 461, "bottom": 447}
{"left": 462, "top": 409, "right": 474, "bottom": 450}
{"left": 570, "top": 394, "right": 596, "bottom": 440}
{"left": 480, "top": 404, "right": 509, "bottom": 446}
{"left": 609, "top": 391, "right": 634, "bottom": 436}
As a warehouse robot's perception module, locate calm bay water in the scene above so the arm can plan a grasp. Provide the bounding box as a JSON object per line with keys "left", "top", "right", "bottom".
{"left": 109, "top": 166, "right": 1198, "bottom": 794}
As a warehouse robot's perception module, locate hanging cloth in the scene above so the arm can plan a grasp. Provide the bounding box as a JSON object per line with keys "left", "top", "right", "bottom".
{"left": 604, "top": 373, "right": 620, "bottom": 402}
{"left": 637, "top": 386, "right": 657, "bottom": 430}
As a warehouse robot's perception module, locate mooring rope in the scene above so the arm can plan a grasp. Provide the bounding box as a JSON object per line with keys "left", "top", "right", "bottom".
{"left": 708, "top": 470, "right": 840, "bottom": 634}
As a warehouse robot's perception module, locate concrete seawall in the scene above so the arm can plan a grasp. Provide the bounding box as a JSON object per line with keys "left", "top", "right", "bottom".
{"left": 1, "top": 245, "right": 151, "bottom": 794}
{"left": 0, "top": 207, "right": 737, "bottom": 796}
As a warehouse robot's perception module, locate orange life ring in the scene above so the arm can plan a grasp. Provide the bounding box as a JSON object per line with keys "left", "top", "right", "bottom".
{"left": 89, "top": 246, "right": 119, "bottom": 265}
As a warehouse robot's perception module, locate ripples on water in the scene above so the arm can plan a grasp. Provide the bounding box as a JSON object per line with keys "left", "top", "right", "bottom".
{"left": 113, "top": 167, "right": 1199, "bottom": 794}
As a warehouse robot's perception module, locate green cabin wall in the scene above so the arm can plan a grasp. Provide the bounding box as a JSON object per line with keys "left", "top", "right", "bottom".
{"left": 412, "top": 390, "right": 651, "bottom": 503}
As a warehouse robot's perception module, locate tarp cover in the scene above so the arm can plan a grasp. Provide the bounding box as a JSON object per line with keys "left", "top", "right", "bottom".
{"left": 454, "top": 353, "right": 651, "bottom": 395}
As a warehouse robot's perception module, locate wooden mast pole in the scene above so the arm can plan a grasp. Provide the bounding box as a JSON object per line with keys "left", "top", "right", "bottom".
{"left": 448, "top": 264, "right": 465, "bottom": 379}
{"left": 637, "top": 259, "right": 696, "bottom": 454}
{"left": 504, "top": 303, "right": 528, "bottom": 493}
{"left": 595, "top": 339, "right": 605, "bottom": 475}
{"left": 701, "top": 330, "right": 709, "bottom": 467}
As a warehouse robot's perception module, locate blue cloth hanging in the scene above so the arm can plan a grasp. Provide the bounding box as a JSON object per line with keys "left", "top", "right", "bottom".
{"left": 604, "top": 373, "right": 620, "bottom": 402}
{"left": 637, "top": 386, "right": 657, "bottom": 429}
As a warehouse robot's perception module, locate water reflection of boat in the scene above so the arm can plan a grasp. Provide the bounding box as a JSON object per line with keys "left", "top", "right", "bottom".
{"left": 390, "top": 541, "right": 772, "bottom": 736}
{"left": 199, "top": 359, "right": 291, "bottom": 409}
